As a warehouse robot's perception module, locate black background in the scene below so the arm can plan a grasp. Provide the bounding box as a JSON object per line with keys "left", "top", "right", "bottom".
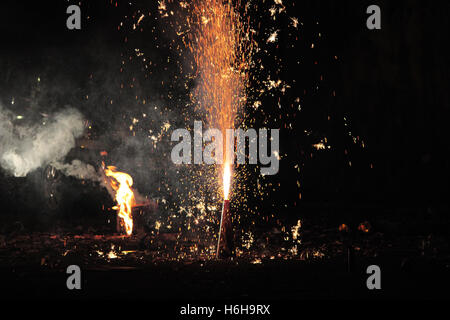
{"left": 1, "top": 1, "right": 449, "bottom": 223}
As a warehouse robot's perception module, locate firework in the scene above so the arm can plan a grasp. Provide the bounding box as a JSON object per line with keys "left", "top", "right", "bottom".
{"left": 217, "top": 163, "right": 233, "bottom": 257}
{"left": 188, "top": 0, "right": 252, "bottom": 258}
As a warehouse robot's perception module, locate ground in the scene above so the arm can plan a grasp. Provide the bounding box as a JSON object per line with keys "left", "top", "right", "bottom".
{"left": 1, "top": 208, "right": 449, "bottom": 300}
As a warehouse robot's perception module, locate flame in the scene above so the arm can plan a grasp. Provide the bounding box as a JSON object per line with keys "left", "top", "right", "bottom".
{"left": 223, "top": 163, "right": 232, "bottom": 200}
{"left": 104, "top": 166, "right": 135, "bottom": 236}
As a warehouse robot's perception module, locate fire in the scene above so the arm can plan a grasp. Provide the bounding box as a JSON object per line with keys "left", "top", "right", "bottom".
{"left": 223, "top": 163, "right": 232, "bottom": 200}
{"left": 104, "top": 166, "right": 135, "bottom": 236}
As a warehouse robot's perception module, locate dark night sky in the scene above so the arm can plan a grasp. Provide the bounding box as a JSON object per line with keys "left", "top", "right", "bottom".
{"left": 1, "top": 0, "right": 449, "bottom": 228}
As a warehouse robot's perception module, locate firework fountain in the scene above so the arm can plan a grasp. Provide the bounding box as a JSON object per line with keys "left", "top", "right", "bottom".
{"left": 188, "top": 0, "right": 253, "bottom": 258}
{"left": 217, "top": 162, "right": 233, "bottom": 257}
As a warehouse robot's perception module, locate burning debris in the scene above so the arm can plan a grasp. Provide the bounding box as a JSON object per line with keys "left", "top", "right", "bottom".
{"left": 104, "top": 166, "right": 136, "bottom": 236}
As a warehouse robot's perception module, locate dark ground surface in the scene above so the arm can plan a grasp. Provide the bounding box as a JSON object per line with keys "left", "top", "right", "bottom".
{"left": 1, "top": 206, "right": 449, "bottom": 301}
{"left": 1, "top": 256, "right": 449, "bottom": 300}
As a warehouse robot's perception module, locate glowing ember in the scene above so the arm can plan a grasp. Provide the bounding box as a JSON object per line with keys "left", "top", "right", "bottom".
{"left": 104, "top": 166, "right": 136, "bottom": 236}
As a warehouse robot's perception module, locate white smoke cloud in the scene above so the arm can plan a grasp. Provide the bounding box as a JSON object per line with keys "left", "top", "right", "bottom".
{"left": 0, "top": 105, "right": 86, "bottom": 177}
{"left": 51, "top": 159, "right": 101, "bottom": 182}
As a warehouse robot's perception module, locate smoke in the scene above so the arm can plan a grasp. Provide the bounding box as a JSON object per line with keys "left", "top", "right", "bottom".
{"left": 51, "top": 159, "right": 149, "bottom": 206}
{"left": 51, "top": 159, "right": 101, "bottom": 182}
{"left": 0, "top": 105, "right": 85, "bottom": 177}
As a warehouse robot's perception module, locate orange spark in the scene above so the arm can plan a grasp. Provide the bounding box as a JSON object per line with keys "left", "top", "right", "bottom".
{"left": 188, "top": 0, "right": 252, "bottom": 196}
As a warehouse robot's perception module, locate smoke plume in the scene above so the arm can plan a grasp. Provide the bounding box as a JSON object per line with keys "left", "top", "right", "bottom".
{"left": 51, "top": 160, "right": 101, "bottom": 182}
{"left": 0, "top": 105, "right": 85, "bottom": 177}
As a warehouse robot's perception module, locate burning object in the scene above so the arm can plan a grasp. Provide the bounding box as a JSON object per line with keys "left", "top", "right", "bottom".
{"left": 216, "top": 163, "right": 233, "bottom": 258}
{"left": 104, "top": 166, "right": 136, "bottom": 236}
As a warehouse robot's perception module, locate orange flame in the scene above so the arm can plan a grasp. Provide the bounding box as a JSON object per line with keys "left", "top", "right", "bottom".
{"left": 223, "top": 162, "right": 232, "bottom": 200}
{"left": 104, "top": 166, "right": 135, "bottom": 236}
